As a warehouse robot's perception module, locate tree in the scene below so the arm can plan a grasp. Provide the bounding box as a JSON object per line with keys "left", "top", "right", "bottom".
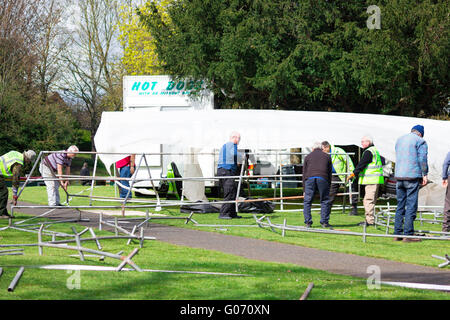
{"left": 0, "top": 0, "right": 42, "bottom": 106}
{"left": 139, "top": 0, "right": 449, "bottom": 116}
{"left": 0, "top": 0, "right": 79, "bottom": 155}
{"left": 61, "top": 0, "right": 123, "bottom": 150}
{"left": 118, "top": 0, "right": 171, "bottom": 75}
{"left": 35, "top": 0, "right": 71, "bottom": 105}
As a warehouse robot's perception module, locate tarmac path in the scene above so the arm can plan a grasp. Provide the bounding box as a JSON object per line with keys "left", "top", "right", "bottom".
{"left": 8, "top": 202, "right": 450, "bottom": 290}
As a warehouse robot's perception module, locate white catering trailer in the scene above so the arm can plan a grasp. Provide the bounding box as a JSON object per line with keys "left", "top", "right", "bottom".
{"left": 122, "top": 75, "right": 217, "bottom": 190}
{"left": 121, "top": 75, "right": 279, "bottom": 193}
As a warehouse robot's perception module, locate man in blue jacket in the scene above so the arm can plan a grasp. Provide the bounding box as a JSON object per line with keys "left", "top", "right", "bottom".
{"left": 393, "top": 125, "right": 428, "bottom": 242}
{"left": 217, "top": 131, "right": 242, "bottom": 219}
{"left": 442, "top": 150, "right": 450, "bottom": 233}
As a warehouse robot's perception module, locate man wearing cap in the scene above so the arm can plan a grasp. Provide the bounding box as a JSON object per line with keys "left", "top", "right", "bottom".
{"left": 393, "top": 125, "right": 428, "bottom": 242}
{"left": 0, "top": 150, "right": 36, "bottom": 218}
{"left": 39, "top": 145, "right": 78, "bottom": 206}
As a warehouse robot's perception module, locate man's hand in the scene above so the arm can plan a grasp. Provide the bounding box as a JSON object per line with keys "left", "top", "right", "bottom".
{"left": 61, "top": 180, "right": 69, "bottom": 191}
{"left": 421, "top": 175, "right": 428, "bottom": 186}
{"left": 346, "top": 173, "right": 355, "bottom": 182}
{"left": 443, "top": 179, "right": 448, "bottom": 188}
{"left": 12, "top": 195, "right": 18, "bottom": 206}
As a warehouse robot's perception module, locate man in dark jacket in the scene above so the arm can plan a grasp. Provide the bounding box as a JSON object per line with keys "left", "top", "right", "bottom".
{"left": 347, "top": 135, "right": 385, "bottom": 226}
{"left": 302, "top": 142, "right": 333, "bottom": 228}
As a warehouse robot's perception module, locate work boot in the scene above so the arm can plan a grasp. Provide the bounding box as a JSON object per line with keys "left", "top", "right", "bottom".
{"left": 402, "top": 237, "right": 422, "bottom": 243}
{"left": 321, "top": 222, "right": 333, "bottom": 229}
{"left": 349, "top": 205, "right": 358, "bottom": 216}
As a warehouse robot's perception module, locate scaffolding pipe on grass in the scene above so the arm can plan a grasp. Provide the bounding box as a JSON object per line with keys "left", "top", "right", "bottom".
{"left": 8, "top": 267, "right": 25, "bottom": 292}
{"left": 23, "top": 222, "right": 145, "bottom": 271}
{"left": 0, "top": 249, "right": 24, "bottom": 256}
{"left": 432, "top": 254, "right": 450, "bottom": 268}
{"left": 253, "top": 215, "right": 450, "bottom": 242}
{"left": 35, "top": 242, "right": 143, "bottom": 272}
{"left": 0, "top": 234, "right": 155, "bottom": 249}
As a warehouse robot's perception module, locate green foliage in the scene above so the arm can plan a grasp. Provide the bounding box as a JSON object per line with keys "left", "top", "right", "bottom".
{"left": 118, "top": 1, "right": 172, "bottom": 75}
{"left": 140, "top": 0, "right": 449, "bottom": 116}
{"left": 0, "top": 83, "right": 79, "bottom": 156}
{"left": 75, "top": 129, "right": 92, "bottom": 151}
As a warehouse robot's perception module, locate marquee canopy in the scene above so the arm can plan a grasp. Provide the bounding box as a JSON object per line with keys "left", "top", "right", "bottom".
{"left": 94, "top": 109, "right": 449, "bottom": 183}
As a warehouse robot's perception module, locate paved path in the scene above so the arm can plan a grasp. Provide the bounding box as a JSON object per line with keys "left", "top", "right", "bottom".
{"left": 9, "top": 203, "right": 450, "bottom": 289}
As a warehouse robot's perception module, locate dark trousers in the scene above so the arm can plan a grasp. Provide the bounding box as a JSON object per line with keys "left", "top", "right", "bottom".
{"left": 443, "top": 183, "right": 450, "bottom": 232}
{"left": 217, "top": 167, "right": 238, "bottom": 217}
{"left": 394, "top": 179, "right": 420, "bottom": 236}
{"left": 303, "top": 178, "right": 331, "bottom": 225}
{"left": 0, "top": 177, "right": 8, "bottom": 216}
{"left": 329, "top": 175, "right": 358, "bottom": 208}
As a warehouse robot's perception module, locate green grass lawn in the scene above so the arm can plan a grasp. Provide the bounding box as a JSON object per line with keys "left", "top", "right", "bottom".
{"left": 3, "top": 185, "right": 448, "bottom": 300}
{"left": 161, "top": 209, "right": 449, "bottom": 268}
{"left": 12, "top": 186, "right": 449, "bottom": 268}
{"left": 0, "top": 214, "right": 448, "bottom": 300}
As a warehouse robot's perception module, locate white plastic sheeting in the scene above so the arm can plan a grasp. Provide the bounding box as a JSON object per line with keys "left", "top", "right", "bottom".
{"left": 94, "top": 109, "right": 449, "bottom": 183}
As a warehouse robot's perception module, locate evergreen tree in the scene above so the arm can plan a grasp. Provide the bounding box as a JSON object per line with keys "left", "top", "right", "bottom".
{"left": 140, "top": 0, "right": 449, "bottom": 116}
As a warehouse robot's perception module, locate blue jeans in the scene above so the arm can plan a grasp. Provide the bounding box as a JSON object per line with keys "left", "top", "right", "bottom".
{"left": 119, "top": 166, "right": 132, "bottom": 199}
{"left": 394, "top": 179, "right": 420, "bottom": 235}
{"left": 303, "top": 178, "right": 330, "bottom": 225}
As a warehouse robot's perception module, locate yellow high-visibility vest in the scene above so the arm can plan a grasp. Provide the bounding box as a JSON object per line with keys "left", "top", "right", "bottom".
{"left": 0, "top": 151, "right": 24, "bottom": 178}
{"left": 331, "top": 145, "right": 355, "bottom": 182}
{"left": 358, "top": 146, "right": 384, "bottom": 185}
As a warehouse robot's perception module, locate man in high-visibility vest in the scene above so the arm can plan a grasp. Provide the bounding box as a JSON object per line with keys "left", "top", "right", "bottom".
{"left": 0, "top": 150, "right": 36, "bottom": 218}
{"left": 347, "top": 135, "right": 385, "bottom": 226}
{"left": 321, "top": 141, "right": 358, "bottom": 216}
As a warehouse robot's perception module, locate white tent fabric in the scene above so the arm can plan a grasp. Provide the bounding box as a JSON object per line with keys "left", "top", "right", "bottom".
{"left": 94, "top": 109, "right": 449, "bottom": 184}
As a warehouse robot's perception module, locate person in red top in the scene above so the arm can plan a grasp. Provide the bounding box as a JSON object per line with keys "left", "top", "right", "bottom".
{"left": 116, "top": 155, "right": 135, "bottom": 198}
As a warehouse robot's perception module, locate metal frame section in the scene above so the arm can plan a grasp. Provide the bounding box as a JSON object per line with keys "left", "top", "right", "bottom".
{"left": 373, "top": 204, "right": 447, "bottom": 236}
{"left": 432, "top": 254, "right": 450, "bottom": 268}
{"left": 8, "top": 149, "right": 446, "bottom": 244}
{"left": 187, "top": 202, "right": 448, "bottom": 242}
{"left": 11, "top": 149, "right": 358, "bottom": 219}
{"left": 252, "top": 214, "right": 449, "bottom": 243}
{"left": 0, "top": 219, "right": 156, "bottom": 272}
